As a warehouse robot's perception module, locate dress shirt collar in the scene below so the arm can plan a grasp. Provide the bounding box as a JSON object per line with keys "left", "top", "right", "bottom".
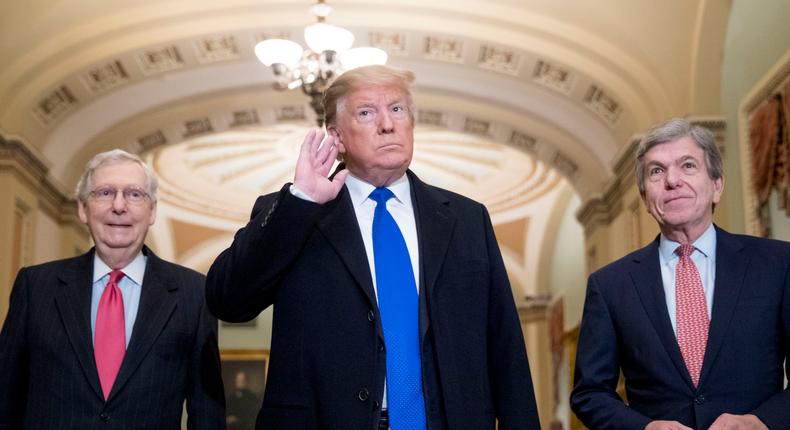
{"left": 345, "top": 171, "right": 411, "bottom": 208}
{"left": 92, "top": 251, "right": 146, "bottom": 285}
{"left": 659, "top": 222, "right": 716, "bottom": 261}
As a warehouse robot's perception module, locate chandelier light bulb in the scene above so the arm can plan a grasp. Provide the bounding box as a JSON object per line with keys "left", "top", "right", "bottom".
{"left": 304, "top": 22, "right": 354, "bottom": 54}
{"left": 254, "top": 0, "right": 388, "bottom": 125}
{"left": 309, "top": 2, "right": 333, "bottom": 18}
{"left": 254, "top": 39, "right": 303, "bottom": 68}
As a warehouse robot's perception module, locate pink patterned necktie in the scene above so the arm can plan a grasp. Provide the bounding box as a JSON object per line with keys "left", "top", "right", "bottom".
{"left": 95, "top": 269, "right": 126, "bottom": 399}
{"left": 675, "top": 244, "right": 709, "bottom": 387}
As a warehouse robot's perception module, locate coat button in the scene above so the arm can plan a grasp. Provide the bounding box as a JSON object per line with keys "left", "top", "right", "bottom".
{"left": 378, "top": 343, "right": 385, "bottom": 352}
{"left": 99, "top": 412, "right": 110, "bottom": 422}
{"left": 373, "top": 399, "right": 380, "bottom": 408}
{"left": 367, "top": 310, "right": 375, "bottom": 322}
{"left": 694, "top": 395, "right": 706, "bottom": 405}
{"left": 358, "top": 388, "right": 370, "bottom": 402}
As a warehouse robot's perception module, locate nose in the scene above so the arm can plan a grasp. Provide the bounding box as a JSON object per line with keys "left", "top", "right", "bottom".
{"left": 111, "top": 190, "right": 128, "bottom": 213}
{"left": 378, "top": 111, "right": 394, "bottom": 134}
{"left": 664, "top": 166, "right": 682, "bottom": 189}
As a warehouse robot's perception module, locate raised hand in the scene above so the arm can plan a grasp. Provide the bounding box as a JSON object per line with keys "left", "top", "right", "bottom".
{"left": 293, "top": 129, "right": 348, "bottom": 204}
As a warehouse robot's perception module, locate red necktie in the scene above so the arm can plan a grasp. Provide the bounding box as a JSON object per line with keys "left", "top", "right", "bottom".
{"left": 95, "top": 269, "right": 126, "bottom": 399}
{"left": 675, "top": 244, "right": 709, "bottom": 387}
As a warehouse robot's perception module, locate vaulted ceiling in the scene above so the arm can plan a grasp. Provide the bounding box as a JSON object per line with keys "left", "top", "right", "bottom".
{"left": 0, "top": 0, "right": 732, "bottom": 295}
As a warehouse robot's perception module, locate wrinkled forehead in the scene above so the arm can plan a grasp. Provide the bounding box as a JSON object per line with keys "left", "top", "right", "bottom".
{"left": 342, "top": 84, "right": 409, "bottom": 107}
{"left": 91, "top": 161, "right": 147, "bottom": 184}
{"left": 644, "top": 136, "right": 704, "bottom": 163}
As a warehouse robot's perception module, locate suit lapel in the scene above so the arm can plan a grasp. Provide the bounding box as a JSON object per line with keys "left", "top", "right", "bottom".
{"left": 409, "top": 171, "right": 456, "bottom": 341}
{"left": 698, "top": 227, "right": 747, "bottom": 387}
{"left": 108, "top": 249, "right": 178, "bottom": 401}
{"left": 629, "top": 238, "right": 694, "bottom": 389}
{"left": 54, "top": 250, "right": 105, "bottom": 400}
{"left": 316, "top": 186, "right": 377, "bottom": 307}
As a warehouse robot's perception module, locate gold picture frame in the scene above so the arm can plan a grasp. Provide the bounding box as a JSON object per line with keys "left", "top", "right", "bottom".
{"left": 221, "top": 349, "right": 269, "bottom": 429}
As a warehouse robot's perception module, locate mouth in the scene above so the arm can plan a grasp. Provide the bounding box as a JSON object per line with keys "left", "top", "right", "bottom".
{"left": 663, "top": 196, "right": 691, "bottom": 205}
{"left": 106, "top": 223, "right": 132, "bottom": 229}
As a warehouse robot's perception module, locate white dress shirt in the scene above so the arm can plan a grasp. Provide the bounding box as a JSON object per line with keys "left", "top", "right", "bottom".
{"left": 343, "top": 173, "right": 420, "bottom": 296}
{"left": 90, "top": 252, "right": 146, "bottom": 347}
{"left": 658, "top": 223, "right": 717, "bottom": 337}
{"left": 291, "top": 173, "right": 420, "bottom": 409}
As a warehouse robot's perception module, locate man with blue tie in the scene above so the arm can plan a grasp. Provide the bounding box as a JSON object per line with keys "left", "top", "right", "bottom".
{"left": 0, "top": 149, "right": 226, "bottom": 428}
{"left": 571, "top": 118, "right": 790, "bottom": 429}
{"left": 206, "top": 65, "right": 540, "bottom": 429}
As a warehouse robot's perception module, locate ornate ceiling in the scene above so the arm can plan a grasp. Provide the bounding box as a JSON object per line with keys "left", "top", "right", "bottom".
{"left": 143, "top": 124, "right": 570, "bottom": 295}
{"left": 0, "top": 0, "right": 732, "bottom": 296}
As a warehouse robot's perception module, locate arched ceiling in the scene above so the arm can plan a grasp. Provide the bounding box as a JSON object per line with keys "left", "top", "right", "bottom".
{"left": 0, "top": 0, "right": 733, "bottom": 296}
{"left": 0, "top": 0, "right": 731, "bottom": 198}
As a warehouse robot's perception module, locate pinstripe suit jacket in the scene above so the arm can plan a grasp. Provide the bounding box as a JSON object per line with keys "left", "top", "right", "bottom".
{"left": 0, "top": 247, "right": 226, "bottom": 429}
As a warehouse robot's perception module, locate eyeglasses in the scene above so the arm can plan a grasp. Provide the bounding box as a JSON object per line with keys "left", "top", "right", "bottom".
{"left": 89, "top": 186, "right": 150, "bottom": 204}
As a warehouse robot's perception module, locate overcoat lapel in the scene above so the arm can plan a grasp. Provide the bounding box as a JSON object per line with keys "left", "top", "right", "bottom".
{"left": 108, "top": 249, "right": 178, "bottom": 401}
{"left": 409, "top": 171, "right": 456, "bottom": 342}
{"left": 629, "top": 239, "right": 695, "bottom": 390}
{"left": 54, "top": 250, "right": 104, "bottom": 400}
{"left": 316, "top": 186, "right": 377, "bottom": 308}
{"left": 697, "top": 227, "right": 747, "bottom": 387}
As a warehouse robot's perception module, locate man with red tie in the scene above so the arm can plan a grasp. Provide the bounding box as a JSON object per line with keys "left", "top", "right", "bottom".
{"left": 0, "top": 149, "right": 226, "bottom": 428}
{"left": 571, "top": 118, "right": 790, "bottom": 429}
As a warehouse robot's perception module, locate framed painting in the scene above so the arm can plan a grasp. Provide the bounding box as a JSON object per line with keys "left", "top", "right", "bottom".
{"left": 221, "top": 349, "right": 269, "bottom": 430}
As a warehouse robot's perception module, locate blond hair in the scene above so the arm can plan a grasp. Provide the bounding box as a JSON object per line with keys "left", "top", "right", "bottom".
{"left": 322, "top": 65, "right": 415, "bottom": 127}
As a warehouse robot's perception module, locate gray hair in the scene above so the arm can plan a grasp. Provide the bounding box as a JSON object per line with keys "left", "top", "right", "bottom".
{"left": 635, "top": 117, "right": 723, "bottom": 196}
{"left": 323, "top": 65, "right": 416, "bottom": 127}
{"left": 75, "top": 149, "right": 158, "bottom": 203}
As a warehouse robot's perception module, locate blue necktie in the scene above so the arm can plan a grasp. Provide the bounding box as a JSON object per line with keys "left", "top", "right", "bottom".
{"left": 370, "top": 187, "right": 426, "bottom": 430}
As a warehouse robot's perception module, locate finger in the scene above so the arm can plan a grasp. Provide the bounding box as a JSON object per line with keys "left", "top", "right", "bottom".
{"left": 316, "top": 133, "right": 335, "bottom": 165}
{"left": 320, "top": 138, "right": 339, "bottom": 169}
{"left": 310, "top": 129, "right": 325, "bottom": 157}
{"left": 707, "top": 417, "right": 723, "bottom": 430}
{"left": 299, "top": 129, "right": 318, "bottom": 159}
{"left": 330, "top": 169, "right": 348, "bottom": 194}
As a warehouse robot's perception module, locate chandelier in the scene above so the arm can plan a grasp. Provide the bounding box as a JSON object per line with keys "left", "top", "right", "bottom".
{"left": 254, "top": 0, "right": 388, "bottom": 125}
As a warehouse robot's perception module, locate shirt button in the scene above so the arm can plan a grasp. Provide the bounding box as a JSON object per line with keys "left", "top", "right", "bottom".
{"left": 358, "top": 388, "right": 370, "bottom": 402}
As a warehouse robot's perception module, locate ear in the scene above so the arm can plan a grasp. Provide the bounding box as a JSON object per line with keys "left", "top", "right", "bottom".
{"left": 712, "top": 176, "right": 724, "bottom": 204}
{"left": 328, "top": 125, "right": 346, "bottom": 154}
{"left": 148, "top": 201, "right": 157, "bottom": 226}
{"left": 78, "top": 201, "right": 88, "bottom": 224}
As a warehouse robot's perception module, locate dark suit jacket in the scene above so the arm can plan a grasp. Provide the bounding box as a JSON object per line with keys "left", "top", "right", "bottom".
{"left": 0, "top": 247, "right": 226, "bottom": 429}
{"left": 206, "top": 171, "right": 540, "bottom": 429}
{"left": 571, "top": 227, "right": 790, "bottom": 429}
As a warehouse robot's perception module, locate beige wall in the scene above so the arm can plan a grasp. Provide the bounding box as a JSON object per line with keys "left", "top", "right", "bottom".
{"left": 548, "top": 191, "right": 586, "bottom": 330}
{"left": 0, "top": 140, "right": 88, "bottom": 322}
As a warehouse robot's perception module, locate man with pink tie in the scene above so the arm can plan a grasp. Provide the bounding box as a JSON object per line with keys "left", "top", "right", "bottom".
{"left": 571, "top": 118, "right": 790, "bottom": 429}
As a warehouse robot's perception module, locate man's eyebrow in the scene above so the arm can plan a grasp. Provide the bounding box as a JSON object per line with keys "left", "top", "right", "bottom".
{"left": 677, "top": 154, "right": 699, "bottom": 163}
{"left": 352, "top": 101, "right": 377, "bottom": 109}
